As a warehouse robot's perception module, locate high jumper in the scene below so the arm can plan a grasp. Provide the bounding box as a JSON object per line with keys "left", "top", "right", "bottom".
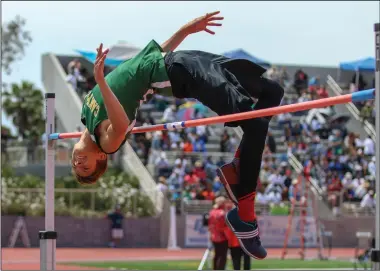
{"left": 71, "top": 10, "right": 289, "bottom": 260}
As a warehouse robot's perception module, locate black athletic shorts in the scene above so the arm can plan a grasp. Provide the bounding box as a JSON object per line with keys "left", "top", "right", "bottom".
{"left": 164, "top": 50, "right": 267, "bottom": 127}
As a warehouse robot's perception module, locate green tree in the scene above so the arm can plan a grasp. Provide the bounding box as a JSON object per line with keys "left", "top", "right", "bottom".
{"left": 2, "top": 81, "right": 44, "bottom": 143}
{"left": 1, "top": 15, "right": 32, "bottom": 75}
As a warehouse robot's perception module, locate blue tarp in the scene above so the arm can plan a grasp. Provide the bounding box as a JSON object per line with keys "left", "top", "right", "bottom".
{"left": 222, "top": 49, "right": 271, "bottom": 68}
{"left": 75, "top": 50, "right": 125, "bottom": 67}
{"left": 339, "top": 57, "right": 375, "bottom": 72}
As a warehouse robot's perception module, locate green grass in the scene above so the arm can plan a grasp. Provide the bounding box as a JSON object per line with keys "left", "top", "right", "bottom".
{"left": 71, "top": 259, "right": 354, "bottom": 270}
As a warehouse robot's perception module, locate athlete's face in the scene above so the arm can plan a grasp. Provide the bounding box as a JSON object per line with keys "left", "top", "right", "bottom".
{"left": 71, "top": 144, "right": 98, "bottom": 177}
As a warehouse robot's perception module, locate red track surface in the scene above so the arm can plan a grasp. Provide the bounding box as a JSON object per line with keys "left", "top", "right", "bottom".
{"left": 2, "top": 247, "right": 356, "bottom": 270}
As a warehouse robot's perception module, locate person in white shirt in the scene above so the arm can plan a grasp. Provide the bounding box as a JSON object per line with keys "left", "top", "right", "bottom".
{"left": 368, "top": 156, "right": 376, "bottom": 177}
{"left": 156, "top": 176, "right": 169, "bottom": 195}
{"left": 162, "top": 105, "right": 176, "bottom": 123}
{"left": 360, "top": 190, "right": 376, "bottom": 214}
{"left": 363, "top": 136, "right": 375, "bottom": 156}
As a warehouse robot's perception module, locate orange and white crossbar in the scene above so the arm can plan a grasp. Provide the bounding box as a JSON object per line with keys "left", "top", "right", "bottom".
{"left": 48, "top": 88, "right": 375, "bottom": 140}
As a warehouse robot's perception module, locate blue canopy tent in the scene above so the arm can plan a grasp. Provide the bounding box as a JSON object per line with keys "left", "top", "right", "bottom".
{"left": 339, "top": 57, "right": 376, "bottom": 71}
{"left": 222, "top": 49, "right": 271, "bottom": 69}
{"left": 75, "top": 42, "right": 141, "bottom": 67}
{"left": 338, "top": 57, "right": 375, "bottom": 90}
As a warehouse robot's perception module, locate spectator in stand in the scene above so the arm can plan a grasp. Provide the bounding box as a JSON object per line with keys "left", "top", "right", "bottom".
{"left": 161, "top": 105, "right": 177, "bottom": 123}
{"left": 360, "top": 101, "right": 373, "bottom": 123}
{"left": 317, "top": 84, "right": 329, "bottom": 99}
{"left": 277, "top": 112, "right": 292, "bottom": 129}
{"left": 212, "top": 176, "right": 223, "bottom": 195}
{"left": 181, "top": 137, "right": 193, "bottom": 153}
{"left": 368, "top": 157, "right": 376, "bottom": 177}
{"left": 155, "top": 152, "right": 171, "bottom": 177}
{"left": 265, "top": 168, "right": 285, "bottom": 204}
{"left": 363, "top": 135, "right": 375, "bottom": 156}
{"left": 229, "top": 134, "right": 238, "bottom": 152}
{"left": 193, "top": 160, "right": 207, "bottom": 181}
{"left": 208, "top": 196, "right": 229, "bottom": 270}
{"left": 220, "top": 130, "right": 230, "bottom": 152}
{"left": 278, "top": 67, "right": 289, "bottom": 88}
{"left": 351, "top": 72, "right": 367, "bottom": 92}
{"left": 360, "top": 190, "right": 376, "bottom": 214}
{"left": 308, "top": 76, "right": 320, "bottom": 99}
{"left": 156, "top": 176, "right": 169, "bottom": 195}
{"left": 193, "top": 134, "right": 206, "bottom": 152}
{"left": 266, "top": 130, "right": 277, "bottom": 153}
{"left": 293, "top": 69, "right": 309, "bottom": 96}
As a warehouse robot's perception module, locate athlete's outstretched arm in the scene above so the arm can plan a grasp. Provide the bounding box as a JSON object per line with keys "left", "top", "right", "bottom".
{"left": 161, "top": 11, "right": 223, "bottom": 52}
{"left": 94, "top": 44, "right": 130, "bottom": 135}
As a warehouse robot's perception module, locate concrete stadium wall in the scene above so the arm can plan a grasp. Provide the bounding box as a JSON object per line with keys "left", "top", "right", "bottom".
{"left": 2, "top": 215, "right": 374, "bottom": 248}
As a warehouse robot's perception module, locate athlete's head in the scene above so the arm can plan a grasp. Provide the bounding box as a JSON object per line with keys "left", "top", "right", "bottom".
{"left": 71, "top": 141, "right": 108, "bottom": 185}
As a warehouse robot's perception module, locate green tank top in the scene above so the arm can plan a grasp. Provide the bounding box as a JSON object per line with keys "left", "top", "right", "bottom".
{"left": 81, "top": 39, "right": 172, "bottom": 152}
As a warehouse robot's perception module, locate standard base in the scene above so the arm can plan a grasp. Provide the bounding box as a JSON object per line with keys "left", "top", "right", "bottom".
{"left": 167, "top": 246, "right": 182, "bottom": 251}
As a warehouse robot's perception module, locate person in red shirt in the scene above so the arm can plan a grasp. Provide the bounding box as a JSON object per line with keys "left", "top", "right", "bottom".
{"left": 224, "top": 199, "right": 251, "bottom": 270}
{"left": 208, "top": 196, "right": 229, "bottom": 270}
{"left": 317, "top": 85, "right": 329, "bottom": 99}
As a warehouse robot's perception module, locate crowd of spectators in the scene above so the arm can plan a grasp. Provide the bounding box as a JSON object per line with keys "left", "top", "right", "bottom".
{"left": 270, "top": 68, "right": 377, "bottom": 216}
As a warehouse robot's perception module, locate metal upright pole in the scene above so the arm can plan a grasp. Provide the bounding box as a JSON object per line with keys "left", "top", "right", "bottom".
{"left": 372, "top": 22, "right": 380, "bottom": 270}
{"left": 39, "top": 93, "right": 57, "bottom": 271}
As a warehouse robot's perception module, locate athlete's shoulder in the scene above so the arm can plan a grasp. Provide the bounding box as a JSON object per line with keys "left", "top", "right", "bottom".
{"left": 141, "top": 39, "right": 164, "bottom": 54}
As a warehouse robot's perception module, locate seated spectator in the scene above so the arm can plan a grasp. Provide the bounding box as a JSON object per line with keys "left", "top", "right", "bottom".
{"left": 157, "top": 176, "right": 169, "bottom": 195}
{"left": 293, "top": 69, "right": 308, "bottom": 96}
{"left": 360, "top": 190, "right": 376, "bottom": 214}
{"left": 181, "top": 138, "right": 193, "bottom": 153}
{"left": 193, "top": 160, "right": 207, "bottom": 181}
{"left": 363, "top": 136, "right": 375, "bottom": 156}
{"left": 155, "top": 152, "right": 171, "bottom": 177}
{"left": 278, "top": 112, "right": 292, "bottom": 128}
{"left": 220, "top": 130, "right": 230, "bottom": 152}
{"left": 266, "top": 130, "right": 277, "bottom": 153}
{"left": 360, "top": 102, "right": 373, "bottom": 123}
{"left": 192, "top": 134, "right": 206, "bottom": 152}
{"left": 317, "top": 85, "right": 328, "bottom": 99}
{"left": 162, "top": 105, "right": 177, "bottom": 123}
{"left": 212, "top": 176, "right": 223, "bottom": 195}
{"left": 368, "top": 157, "right": 376, "bottom": 177}
{"left": 278, "top": 67, "right": 289, "bottom": 88}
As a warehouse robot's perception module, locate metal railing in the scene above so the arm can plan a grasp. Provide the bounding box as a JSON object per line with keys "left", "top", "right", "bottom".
{"left": 327, "top": 75, "right": 376, "bottom": 139}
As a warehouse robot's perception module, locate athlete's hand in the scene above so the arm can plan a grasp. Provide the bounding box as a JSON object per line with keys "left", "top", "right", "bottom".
{"left": 183, "top": 11, "right": 223, "bottom": 35}
{"left": 94, "top": 43, "right": 109, "bottom": 84}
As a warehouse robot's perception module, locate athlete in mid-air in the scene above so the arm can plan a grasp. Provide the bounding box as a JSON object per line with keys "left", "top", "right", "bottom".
{"left": 71, "top": 11, "right": 284, "bottom": 259}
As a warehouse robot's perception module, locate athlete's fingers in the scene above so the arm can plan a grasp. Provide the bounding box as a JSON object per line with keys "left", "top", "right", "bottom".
{"left": 99, "top": 52, "right": 108, "bottom": 65}
{"left": 208, "top": 16, "right": 224, "bottom": 21}
{"left": 96, "top": 43, "right": 103, "bottom": 58}
{"left": 207, "top": 23, "right": 222, "bottom": 27}
{"left": 205, "top": 11, "right": 220, "bottom": 18}
{"left": 204, "top": 28, "right": 215, "bottom": 35}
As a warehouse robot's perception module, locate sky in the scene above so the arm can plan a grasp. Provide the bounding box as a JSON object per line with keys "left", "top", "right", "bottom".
{"left": 2, "top": 1, "right": 379, "bottom": 134}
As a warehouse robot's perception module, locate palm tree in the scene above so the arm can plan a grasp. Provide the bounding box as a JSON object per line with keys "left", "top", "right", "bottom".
{"left": 2, "top": 81, "right": 44, "bottom": 144}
